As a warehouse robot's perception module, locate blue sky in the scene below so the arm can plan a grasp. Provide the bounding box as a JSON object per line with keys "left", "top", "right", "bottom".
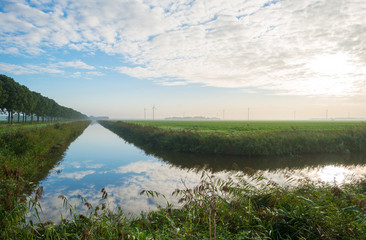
{"left": 1, "top": 0, "right": 365, "bottom": 120}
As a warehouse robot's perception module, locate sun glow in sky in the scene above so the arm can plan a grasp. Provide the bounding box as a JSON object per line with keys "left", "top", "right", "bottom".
{"left": 0, "top": 0, "right": 365, "bottom": 119}
{"left": 308, "top": 53, "right": 356, "bottom": 76}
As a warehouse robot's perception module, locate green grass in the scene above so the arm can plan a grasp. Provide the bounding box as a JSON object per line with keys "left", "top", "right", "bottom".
{"left": 0, "top": 120, "right": 70, "bottom": 134}
{"left": 100, "top": 120, "right": 366, "bottom": 156}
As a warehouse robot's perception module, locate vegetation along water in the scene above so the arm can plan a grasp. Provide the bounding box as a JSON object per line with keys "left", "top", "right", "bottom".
{"left": 100, "top": 120, "right": 366, "bottom": 156}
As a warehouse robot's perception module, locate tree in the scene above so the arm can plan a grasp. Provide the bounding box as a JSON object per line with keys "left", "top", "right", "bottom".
{"left": 1, "top": 75, "right": 19, "bottom": 123}
{"left": 0, "top": 78, "right": 8, "bottom": 112}
{"left": 0, "top": 74, "right": 88, "bottom": 123}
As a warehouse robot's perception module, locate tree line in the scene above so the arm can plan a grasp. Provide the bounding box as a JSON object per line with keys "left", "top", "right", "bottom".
{"left": 0, "top": 74, "right": 88, "bottom": 123}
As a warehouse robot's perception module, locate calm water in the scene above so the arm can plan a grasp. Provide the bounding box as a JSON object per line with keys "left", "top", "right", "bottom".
{"left": 37, "top": 122, "right": 366, "bottom": 222}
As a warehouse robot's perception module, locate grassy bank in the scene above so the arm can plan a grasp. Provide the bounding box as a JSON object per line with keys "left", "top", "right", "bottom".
{"left": 3, "top": 173, "right": 366, "bottom": 239}
{"left": 0, "top": 121, "right": 90, "bottom": 184}
{"left": 99, "top": 120, "right": 366, "bottom": 156}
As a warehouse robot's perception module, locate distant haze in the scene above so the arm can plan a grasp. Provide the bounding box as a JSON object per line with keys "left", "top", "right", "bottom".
{"left": 0, "top": 0, "right": 365, "bottom": 120}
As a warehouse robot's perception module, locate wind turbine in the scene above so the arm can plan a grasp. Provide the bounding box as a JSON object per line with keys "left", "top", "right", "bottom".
{"left": 152, "top": 105, "right": 156, "bottom": 120}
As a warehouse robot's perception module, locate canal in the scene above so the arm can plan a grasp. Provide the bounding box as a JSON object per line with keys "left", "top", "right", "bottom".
{"left": 37, "top": 122, "right": 366, "bottom": 222}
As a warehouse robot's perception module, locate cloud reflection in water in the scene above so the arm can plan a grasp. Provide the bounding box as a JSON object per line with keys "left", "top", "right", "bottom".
{"left": 58, "top": 170, "right": 96, "bottom": 180}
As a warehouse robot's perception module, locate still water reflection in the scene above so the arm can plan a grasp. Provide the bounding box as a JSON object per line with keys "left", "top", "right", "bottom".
{"left": 37, "top": 122, "right": 366, "bottom": 222}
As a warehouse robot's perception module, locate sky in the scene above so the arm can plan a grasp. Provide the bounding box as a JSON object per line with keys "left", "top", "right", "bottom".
{"left": 0, "top": 0, "right": 365, "bottom": 120}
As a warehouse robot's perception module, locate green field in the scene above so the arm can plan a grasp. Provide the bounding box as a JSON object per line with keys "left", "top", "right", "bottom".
{"left": 128, "top": 120, "right": 366, "bottom": 133}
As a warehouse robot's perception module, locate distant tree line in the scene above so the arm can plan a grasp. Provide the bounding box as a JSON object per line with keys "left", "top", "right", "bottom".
{"left": 0, "top": 74, "right": 87, "bottom": 123}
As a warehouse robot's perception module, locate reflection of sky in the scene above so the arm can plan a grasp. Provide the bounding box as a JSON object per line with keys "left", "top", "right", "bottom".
{"left": 38, "top": 124, "right": 207, "bottom": 222}
{"left": 36, "top": 123, "right": 366, "bottom": 223}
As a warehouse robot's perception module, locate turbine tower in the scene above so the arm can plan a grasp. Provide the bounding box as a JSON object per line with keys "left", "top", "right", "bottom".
{"left": 152, "top": 105, "right": 156, "bottom": 120}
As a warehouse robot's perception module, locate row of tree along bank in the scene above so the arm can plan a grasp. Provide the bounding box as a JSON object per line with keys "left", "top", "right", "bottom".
{"left": 0, "top": 74, "right": 87, "bottom": 123}
{"left": 99, "top": 120, "right": 366, "bottom": 156}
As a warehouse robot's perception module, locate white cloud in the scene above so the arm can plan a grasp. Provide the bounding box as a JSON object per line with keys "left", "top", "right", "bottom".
{"left": 116, "top": 66, "right": 162, "bottom": 79}
{"left": 86, "top": 71, "right": 103, "bottom": 76}
{"left": 0, "top": 60, "right": 97, "bottom": 76}
{"left": 0, "top": 47, "right": 19, "bottom": 54}
{"left": 1, "top": 0, "right": 365, "bottom": 96}
{"left": 156, "top": 80, "right": 187, "bottom": 86}
{"left": 70, "top": 71, "right": 81, "bottom": 78}
{"left": 56, "top": 60, "right": 95, "bottom": 70}
{"left": 0, "top": 62, "right": 63, "bottom": 75}
{"left": 0, "top": 62, "right": 36, "bottom": 75}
